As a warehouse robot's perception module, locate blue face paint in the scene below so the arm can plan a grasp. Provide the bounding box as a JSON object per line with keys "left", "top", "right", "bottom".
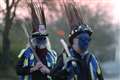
{"left": 76, "top": 32, "right": 90, "bottom": 52}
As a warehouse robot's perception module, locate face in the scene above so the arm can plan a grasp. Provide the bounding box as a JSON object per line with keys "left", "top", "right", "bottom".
{"left": 73, "top": 32, "right": 90, "bottom": 53}
{"left": 31, "top": 35, "right": 47, "bottom": 49}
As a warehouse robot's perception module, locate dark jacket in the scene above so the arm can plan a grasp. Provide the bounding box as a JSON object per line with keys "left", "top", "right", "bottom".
{"left": 51, "top": 48, "right": 104, "bottom": 80}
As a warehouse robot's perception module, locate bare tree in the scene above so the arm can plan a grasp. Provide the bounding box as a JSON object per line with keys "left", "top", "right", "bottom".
{"left": 1, "top": 0, "right": 21, "bottom": 66}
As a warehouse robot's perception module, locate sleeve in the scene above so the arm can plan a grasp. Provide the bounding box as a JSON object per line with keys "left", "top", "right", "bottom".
{"left": 16, "top": 49, "right": 31, "bottom": 75}
{"left": 50, "top": 53, "right": 68, "bottom": 80}
{"left": 51, "top": 51, "right": 77, "bottom": 80}
{"left": 50, "top": 53, "right": 64, "bottom": 74}
{"left": 91, "top": 54, "right": 104, "bottom": 80}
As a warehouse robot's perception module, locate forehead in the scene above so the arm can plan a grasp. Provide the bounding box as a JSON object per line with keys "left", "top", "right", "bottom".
{"left": 76, "top": 32, "right": 89, "bottom": 38}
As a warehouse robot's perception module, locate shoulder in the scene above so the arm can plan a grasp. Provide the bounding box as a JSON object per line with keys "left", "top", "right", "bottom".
{"left": 48, "top": 50, "right": 57, "bottom": 57}
{"left": 90, "top": 53, "right": 99, "bottom": 63}
{"left": 85, "top": 51, "right": 98, "bottom": 62}
{"left": 18, "top": 47, "right": 33, "bottom": 59}
{"left": 47, "top": 50, "right": 57, "bottom": 62}
{"left": 89, "top": 53, "right": 100, "bottom": 69}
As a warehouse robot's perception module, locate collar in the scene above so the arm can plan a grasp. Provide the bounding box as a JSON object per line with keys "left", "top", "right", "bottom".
{"left": 70, "top": 48, "right": 89, "bottom": 59}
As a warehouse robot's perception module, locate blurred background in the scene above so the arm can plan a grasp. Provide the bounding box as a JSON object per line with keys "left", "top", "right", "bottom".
{"left": 0, "top": 0, "right": 120, "bottom": 80}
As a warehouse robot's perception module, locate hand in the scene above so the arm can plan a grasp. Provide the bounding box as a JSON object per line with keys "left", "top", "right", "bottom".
{"left": 30, "top": 61, "right": 43, "bottom": 72}
{"left": 39, "top": 65, "right": 50, "bottom": 74}
{"left": 30, "top": 61, "right": 50, "bottom": 74}
{"left": 35, "top": 61, "right": 50, "bottom": 74}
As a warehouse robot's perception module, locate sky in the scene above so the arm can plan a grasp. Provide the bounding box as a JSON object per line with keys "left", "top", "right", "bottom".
{"left": 0, "top": 0, "right": 120, "bottom": 24}
{"left": 111, "top": 0, "right": 120, "bottom": 24}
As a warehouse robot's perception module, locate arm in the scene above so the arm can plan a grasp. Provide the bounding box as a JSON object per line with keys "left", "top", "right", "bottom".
{"left": 16, "top": 48, "right": 34, "bottom": 75}
{"left": 51, "top": 59, "right": 76, "bottom": 80}
{"left": 50, "top": 53, "right": 68, "bottom": 80}
{"left": 16, "top": 54, "right": 42, "bottom": 75}
{"left": 16, "top": 56, "right": 31, "bottom": 75}
{"left": 66, "top": 61, "right": 78, "bottom": 80}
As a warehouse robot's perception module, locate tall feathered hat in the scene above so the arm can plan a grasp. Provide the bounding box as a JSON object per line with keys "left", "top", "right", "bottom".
{"left": 26, "top": 0, "right": 52, "bottom": 50}
{"left": 26, "top": 0, "right": 47, "bottom": 36}
{"left": 63, "top": 0, "right": 93, "bottom": 44}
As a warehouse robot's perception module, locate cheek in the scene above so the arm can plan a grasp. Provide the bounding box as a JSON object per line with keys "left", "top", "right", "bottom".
{"left": 78, "top": 39, "right": 89, "bottom": 48}
{"left": 73, "top": 39, "right": 79, "bottom": 48}
{"left": 75, "top": 40, "right": 79, "bottom": 46}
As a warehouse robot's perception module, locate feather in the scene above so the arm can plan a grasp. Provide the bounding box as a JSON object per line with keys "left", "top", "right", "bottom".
{"left": 63, "top": 0, "right": 84, "bottom": 30}
{"left": 26, "top": 0, "right": 46, "bottom": 32}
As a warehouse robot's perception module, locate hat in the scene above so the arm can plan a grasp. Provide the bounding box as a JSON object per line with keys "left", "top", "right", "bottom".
{"left": 32, "top": 24, "right": 48, "bottom": 37}
{"left": 69, "top": 24, "right": 93, "bottom": 44}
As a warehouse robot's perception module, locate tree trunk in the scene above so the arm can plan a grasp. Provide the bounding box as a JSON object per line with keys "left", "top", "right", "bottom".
{"left": 2, "top": 18, "right": 12, "bottom": 67}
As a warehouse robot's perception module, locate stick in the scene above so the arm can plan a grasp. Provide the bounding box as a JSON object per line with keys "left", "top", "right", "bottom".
{"left": 60, "top": 39, "right": 71, "bottom": 57}
{"left": 21, "top": 23, "right": 40, "bottom": 61}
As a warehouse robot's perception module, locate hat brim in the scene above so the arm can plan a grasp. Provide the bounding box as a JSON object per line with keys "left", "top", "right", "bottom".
{"left": 32, "top": 32, "right": 48, "bottom": 37}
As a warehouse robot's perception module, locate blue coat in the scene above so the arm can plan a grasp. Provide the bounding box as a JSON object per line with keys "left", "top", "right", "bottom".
{"left": 16, "top": 47, "right": 57, "bottom": 80}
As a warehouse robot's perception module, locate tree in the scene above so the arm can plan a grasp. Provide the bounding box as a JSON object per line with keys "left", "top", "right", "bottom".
{"left": 0, "top": 0, "right": 21, "bottom": 66}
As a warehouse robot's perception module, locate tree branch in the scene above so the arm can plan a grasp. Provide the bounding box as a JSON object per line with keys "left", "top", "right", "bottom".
{"left": 10, "top": 0, "right": 15, "bottom": 9}
{"left": 6, "top": 0, "right": 9, "bottom": 9}
{"left": 11, "top": 0, "right": 21, "bottom": 21}
{"left": 0, "top": 9, "right": 6, "bottom": 14}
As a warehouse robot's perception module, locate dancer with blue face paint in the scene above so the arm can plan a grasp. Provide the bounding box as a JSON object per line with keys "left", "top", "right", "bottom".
{"left": 68, "top": 24, "right": 104, "bottom": 80}
{"left": 52, "top": 24, "right": 104, "bottom": 80}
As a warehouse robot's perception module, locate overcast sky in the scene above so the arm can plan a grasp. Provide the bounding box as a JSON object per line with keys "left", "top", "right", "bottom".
{"left": 0, "top": 0, "right": 120, "bottom": 24}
